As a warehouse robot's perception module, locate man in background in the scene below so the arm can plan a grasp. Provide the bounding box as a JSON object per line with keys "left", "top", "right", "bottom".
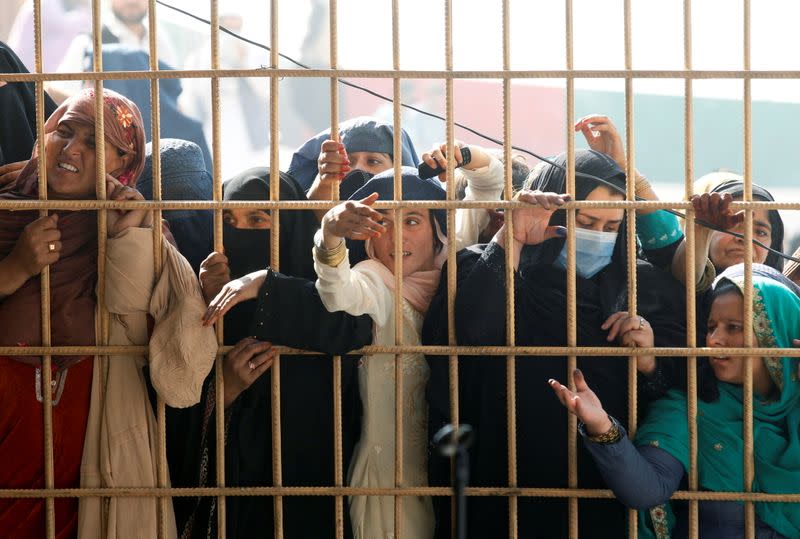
{"left": 50, "top": 0, "right": 177, "bottom": 100}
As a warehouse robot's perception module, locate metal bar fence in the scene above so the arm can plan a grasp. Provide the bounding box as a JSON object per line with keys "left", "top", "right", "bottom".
{"left": 1, "top": 1, "right": 796, "bottom": 538}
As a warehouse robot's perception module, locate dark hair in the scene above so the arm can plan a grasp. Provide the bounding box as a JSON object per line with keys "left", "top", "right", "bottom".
{"left": 484, "top": 149, "right": 532, "bottom": 195}
{"left": 710, "top": 279, "right": 743, "bottom": 302}
{"left": 430, "top": 209, "right": 444, "bottom": 254}
{"left": 699, "top": 280, "right": 745, "bottom": 402}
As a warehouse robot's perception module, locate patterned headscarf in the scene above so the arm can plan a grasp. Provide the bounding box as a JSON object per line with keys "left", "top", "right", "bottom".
{"left": 635, "top": 276, "right": 800, "bottom": 538}
{"left": 17, "top": 87, "right": 145, "bottom": 189}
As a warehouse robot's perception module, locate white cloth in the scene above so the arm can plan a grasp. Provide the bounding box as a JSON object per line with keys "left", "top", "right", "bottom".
{"left": 77, "top": 227, "right": 217, "bottom": 538}
{"left": 455, "top": 155, "right": 505, "bottom": 251}
{"left": 314, "top": 248, "right": 434, "bottom": 539}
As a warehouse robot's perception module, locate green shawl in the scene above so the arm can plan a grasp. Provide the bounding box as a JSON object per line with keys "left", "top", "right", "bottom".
{"left": 634, "top": 276, "right": 800, "bottom": 538}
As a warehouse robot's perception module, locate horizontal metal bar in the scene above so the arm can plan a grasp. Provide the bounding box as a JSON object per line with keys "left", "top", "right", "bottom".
{"left": 3, "top": 345, "right": 797, "bottom": 357}
{"left": 6, "top": 69, "right": 800, "bottom": 81}
{"left": 1, "top": 486, "right": 798, "bottom": 502}
{"left": 1, "top": 200, "right": 797, "bottom": 211}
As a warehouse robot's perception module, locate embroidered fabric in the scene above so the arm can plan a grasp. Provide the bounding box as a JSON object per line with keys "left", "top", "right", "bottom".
{"left": 348, "top": 299, "right": 434, "bottom": 539}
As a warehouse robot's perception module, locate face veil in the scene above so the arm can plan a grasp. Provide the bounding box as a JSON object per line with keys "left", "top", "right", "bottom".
{"left": 221, "top": 167, "right": 319, "bottom": 343}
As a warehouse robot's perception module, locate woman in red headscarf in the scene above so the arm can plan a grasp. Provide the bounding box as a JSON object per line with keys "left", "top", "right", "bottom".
{"left": 0, "top": 88, "right": 216, "bottom": 539}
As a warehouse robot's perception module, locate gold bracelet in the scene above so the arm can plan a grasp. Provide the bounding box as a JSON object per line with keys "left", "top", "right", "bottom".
{"left": 585, "top": 417, "right": 622, "bottom": 444}
{"left": 315, "top": 239, "right": 346, "bottom": 268}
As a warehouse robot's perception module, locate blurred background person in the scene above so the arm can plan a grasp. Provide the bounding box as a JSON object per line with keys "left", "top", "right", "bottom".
{"left": 6, "top": 0, "right": 90, "bottom": 73}
{"left": 180, "top": 10, "right": 271, "bottom": 179}
{"left": 51, "top": 0, "right": 177, "bottom": 100}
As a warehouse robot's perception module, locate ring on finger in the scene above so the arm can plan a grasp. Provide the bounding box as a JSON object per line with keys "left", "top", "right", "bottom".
{"left": 48, "top": 242, "right": 56, "bottom": 252}
{"left": 638, "top": 316, "right": 645, "bottom": 330}
{"left": 248, "top": 361, "right": 256, "bottom": 371}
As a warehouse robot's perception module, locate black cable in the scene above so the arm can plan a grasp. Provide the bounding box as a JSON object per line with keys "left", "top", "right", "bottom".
{"left": 155, "top": 0, "right": 799, "bottom": 265}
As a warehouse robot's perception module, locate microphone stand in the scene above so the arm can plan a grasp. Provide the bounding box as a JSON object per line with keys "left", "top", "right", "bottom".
{"left": 433, "top": 424, "right": 474, "bottom": 539}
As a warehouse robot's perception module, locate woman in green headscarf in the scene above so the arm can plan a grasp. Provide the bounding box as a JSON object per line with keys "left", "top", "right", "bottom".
{"left": 549, "top": 274, "right": 800, "bottom": 538}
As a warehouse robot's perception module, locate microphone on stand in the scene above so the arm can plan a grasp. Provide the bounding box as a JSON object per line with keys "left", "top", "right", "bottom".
{"left": 433, "top": 423, "right": 475, "bottom": 539}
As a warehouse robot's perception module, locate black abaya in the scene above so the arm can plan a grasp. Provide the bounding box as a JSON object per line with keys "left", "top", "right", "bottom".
{"left": 167, "top": 168, "right": 372, "bottom": 538}
{"left": 424, "top": 150, "right": 688, "bottom": 538}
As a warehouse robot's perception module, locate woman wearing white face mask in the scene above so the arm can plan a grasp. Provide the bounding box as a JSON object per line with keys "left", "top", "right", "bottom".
{"left": 424, "top": 149, "right": 689, "bottom": 538}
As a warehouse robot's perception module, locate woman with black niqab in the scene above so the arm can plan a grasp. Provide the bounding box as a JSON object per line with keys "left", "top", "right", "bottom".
{"left": 168, "top": 167, "right": 373, "bottom": 538}
{"left": 423, "top": 150, "right": 688, "bottom": 538}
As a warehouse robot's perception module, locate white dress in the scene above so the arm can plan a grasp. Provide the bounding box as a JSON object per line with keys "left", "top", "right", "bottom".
{"left": 315, "top": 249, "right": 435, "bottom": 539}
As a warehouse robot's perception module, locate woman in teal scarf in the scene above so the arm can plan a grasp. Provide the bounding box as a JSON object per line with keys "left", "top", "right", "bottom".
{"left": 549, "top": 274, "right": 800, "bottom": 538}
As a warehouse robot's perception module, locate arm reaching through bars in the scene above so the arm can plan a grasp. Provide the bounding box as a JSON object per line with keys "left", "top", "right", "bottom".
{"left": 548, "top": 370, "right": 684, "bottom": 509}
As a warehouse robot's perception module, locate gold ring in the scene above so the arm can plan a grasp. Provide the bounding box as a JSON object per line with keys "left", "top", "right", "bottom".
{"left": 48, "top": 243, "right": 56, "bottom": 252}
{"left": 638, "top": 316, "right": 645, "bottom": 330}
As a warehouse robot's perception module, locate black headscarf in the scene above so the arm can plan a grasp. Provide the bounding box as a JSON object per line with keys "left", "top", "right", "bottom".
{"left": 169, "top": 166, "right": 350, "bottom": 538}
{"left": 519, "top": 149, "right": 629, "bottom": 276}
{"left": 222, "top": 167, "right": 318, "bottom": 279}
{"left": 221, "top": 167, "right": 319, "bottom": 344}
{"left": 0, "top": 41, "right": 57, "bottom": 166}
{"left": 424, "top": 149, "right": 688, "bottom": 537}
{"left": 709, "top": 179, "right": 784, "bottom": 271}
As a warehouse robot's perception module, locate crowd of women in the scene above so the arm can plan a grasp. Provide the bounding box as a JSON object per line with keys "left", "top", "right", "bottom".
{"left": 3, "top": 40, "right": 800, "bottom": 539}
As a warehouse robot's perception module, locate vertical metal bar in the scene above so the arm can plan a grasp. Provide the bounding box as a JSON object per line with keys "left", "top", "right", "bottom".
{"left": 742, "top": 2, "right": 755, "bottom": 537}
{"left": 444, "top": 2, "right": 459, "bottom": 534}
{"left": 146, "top": 3, "right": 167, "bottom": 537}
{"left": 32, "top": 1, "right": 55, "bottom": 536}
{"left": 500, "top": 0, "right": 517, "bottom": 537}
{"left": 326, "top": 1, "right": 344, "bottom": 536}
{"left": 90, "top": 0, "right": 112, "bottom": 533}
{"left": 391, "top": 0, "right": 405, "bottom": 533}
{"left": 565, "top": 0, "right": 579, "bottom": 537}
{"left": 682, "top": 2, "right": 700, "bottom": 538}
{"left": 209, "top": 1, "right": 227, "bottom": 536}
{"left": 269, "top": 0, "right": 284, "bottom": 536}
{"left": 622, "top": 0, "right": 638, "bottom": 534}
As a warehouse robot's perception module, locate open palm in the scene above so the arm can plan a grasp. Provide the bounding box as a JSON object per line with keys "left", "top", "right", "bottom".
{"left": 549, "top": 369, "right": 610, "bottom": 435}
{"left": 510, "top": 190, "right": 570, "bottom": 246}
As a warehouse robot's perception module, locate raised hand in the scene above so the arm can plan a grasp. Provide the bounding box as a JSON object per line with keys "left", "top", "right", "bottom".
{"left": 422, "top": 142, "right": 495, "bottom": 181}
{"left": 105, "top": 174, "right": 152, "bottom": 237}
{"left": 549, "top": 369, "right": 612, "bottom": 436}
{"left": 321, "top": 192, "right": 387, "bottom": 247}
{"left": 602, "top": 311, "right": 656, "bottom": 374}
{"left": 199, "top": 251, "right": 231, "bottom": 305}
{"left": 223, "top": 337, "right": 276, "bottom": 407}
{"left": 690, "top": 192, "right": 744, "bottom": 231}
{"left": 508, "top": 190, "right": 570, "bottom": 246}
{"left": 317, "top": 139, "right": 351, "bottom": 186}
{"left": 202, "top": 269, "right": 268, "bottom": 327}
{"left": 575, "top": 114, "right": 626, "bottom": 171}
